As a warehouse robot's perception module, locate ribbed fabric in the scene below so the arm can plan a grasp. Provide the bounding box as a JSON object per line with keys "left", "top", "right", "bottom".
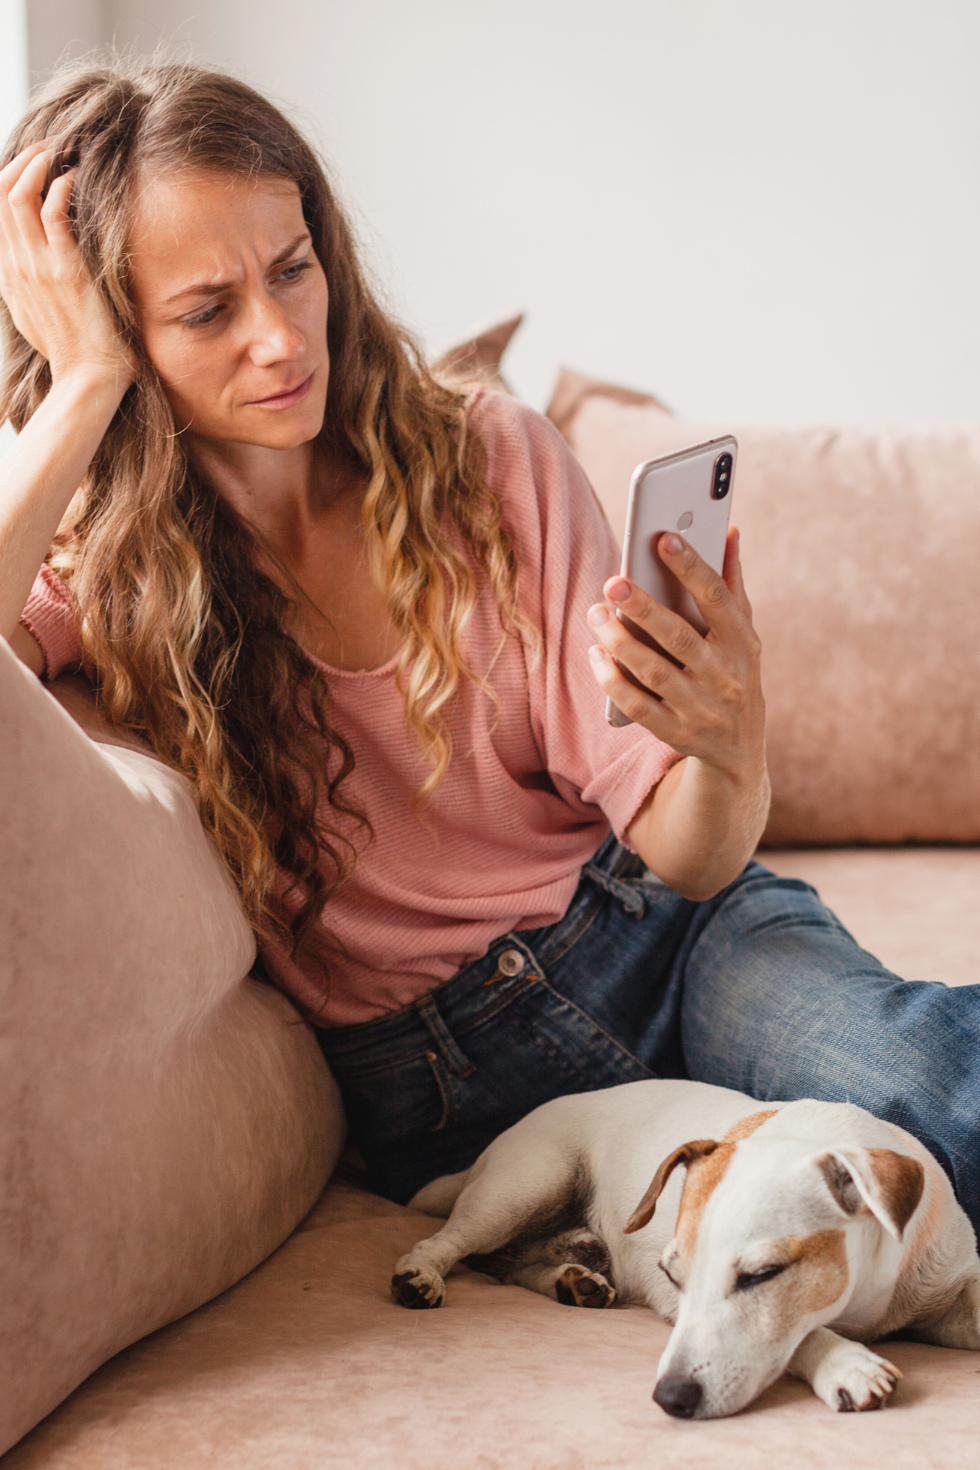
{"left": 19, "top": 565, "right": 87, "bottom": 680}
{"left": 19, "top": 391, "right": 677, "bottom": 1023}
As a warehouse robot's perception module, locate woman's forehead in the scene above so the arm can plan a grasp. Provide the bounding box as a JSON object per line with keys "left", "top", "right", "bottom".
{"left": 128, "top": 170, "right": 307, "bottom": 304}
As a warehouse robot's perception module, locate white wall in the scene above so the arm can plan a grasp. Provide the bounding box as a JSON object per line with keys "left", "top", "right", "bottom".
{"left": 26, "top": 0, "right": 105, "bottom": 83}
{"left": 17, "top": 0, "right": 980, "bottom": 424}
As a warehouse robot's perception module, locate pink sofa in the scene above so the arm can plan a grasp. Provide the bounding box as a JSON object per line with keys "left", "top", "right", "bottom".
{"left": 3, "top": 352, "right": 979, "bottom": 1468}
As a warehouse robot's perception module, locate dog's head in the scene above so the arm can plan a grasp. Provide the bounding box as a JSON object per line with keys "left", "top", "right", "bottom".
{"left": 625, "top": 1113, "right": 924, "bottom": 1419}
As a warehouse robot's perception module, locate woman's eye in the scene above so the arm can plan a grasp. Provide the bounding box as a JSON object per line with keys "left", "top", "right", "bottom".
{"left": 734, "top": 1263, "right": 789, "bottom": 1292}
{"left": 185, "top": 304, "right": 223, "bottom": 328}
{"left": 276, "top": 261, "right": 312, "bottom": 283}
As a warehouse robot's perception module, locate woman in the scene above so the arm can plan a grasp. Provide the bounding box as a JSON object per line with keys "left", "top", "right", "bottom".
{"left": 2, "top": 59, "right": 977, "bottom": 1221}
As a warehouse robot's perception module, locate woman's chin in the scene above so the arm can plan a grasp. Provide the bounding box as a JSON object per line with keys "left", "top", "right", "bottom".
{"left": 203, "top": 406, "right": 327, "bottom": 452}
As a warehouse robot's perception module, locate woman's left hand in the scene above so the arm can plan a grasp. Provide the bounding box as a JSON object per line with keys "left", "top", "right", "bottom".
{"left": 586, "top": 527, "right": 765, "bottom": 784}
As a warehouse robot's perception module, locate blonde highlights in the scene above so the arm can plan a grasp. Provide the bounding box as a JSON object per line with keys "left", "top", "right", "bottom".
{"left": 1, "top": 57, "right": 531, "bottom": 961}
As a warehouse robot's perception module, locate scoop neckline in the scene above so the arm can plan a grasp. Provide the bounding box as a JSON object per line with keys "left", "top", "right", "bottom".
{"left": 304, "top": 645, "right": 403, "bottom": 680}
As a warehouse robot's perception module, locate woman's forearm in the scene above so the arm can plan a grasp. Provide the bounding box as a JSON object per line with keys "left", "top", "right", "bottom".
{"left": 627, "top": 753, "right": 771, "bottom": 901}
{"left": 0, "top": 370, "right": 125, "bottom": 642}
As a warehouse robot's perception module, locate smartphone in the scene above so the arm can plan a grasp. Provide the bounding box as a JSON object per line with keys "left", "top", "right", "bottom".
{"left": 605, "top": 436, "right": 737, "bottom": 727}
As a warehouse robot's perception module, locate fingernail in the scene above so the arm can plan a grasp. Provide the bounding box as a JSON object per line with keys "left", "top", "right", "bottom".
{"left": 607, "top": 578, "right": 630, "bottom": 604}
{"left": 662, "top": 534, "right": 683, "bottom": 555}
{"left": 588, "top": 604, "right": 610, "bottom": 627}
{"left": 589, "top": 645, "right": 607, "bottom": 665}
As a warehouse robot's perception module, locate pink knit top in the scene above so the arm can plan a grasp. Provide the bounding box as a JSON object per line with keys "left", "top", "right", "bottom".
{"left": 20, "top": 391, "right": 678, "bottom": 1025}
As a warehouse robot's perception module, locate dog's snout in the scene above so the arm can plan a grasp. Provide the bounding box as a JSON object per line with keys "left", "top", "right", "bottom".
{"left": 653, "top": 1375, "right": 703, "bottom": 1418}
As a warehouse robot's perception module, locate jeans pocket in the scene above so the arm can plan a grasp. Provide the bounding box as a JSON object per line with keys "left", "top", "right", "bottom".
{"left": 335, "top": 1050, "right": 448, "bottom": 1153}
{"left": 425, "top": 1048, "right": 456, "bottom": 1132}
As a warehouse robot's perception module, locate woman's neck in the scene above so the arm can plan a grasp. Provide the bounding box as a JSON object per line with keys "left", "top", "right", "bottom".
{"left": 186, "top": 430, "right": 401, "bottom": 672}
{"left": 188, "top": 433, "right": 350, "bottom": 560}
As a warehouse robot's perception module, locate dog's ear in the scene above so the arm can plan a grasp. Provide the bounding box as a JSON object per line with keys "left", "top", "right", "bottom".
{"left": 623, "top": 1138, "right": 718, "bottom": 1234}
{"left": 816, "top": 1146, "right": 925, "bottom": 1242}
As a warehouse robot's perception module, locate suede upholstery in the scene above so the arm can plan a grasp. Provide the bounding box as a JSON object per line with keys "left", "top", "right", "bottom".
{"left": 0, "top": 645, "right": 345, "bottom": 1453}
{"left": 6, "top": 1142, "right": 980, "bottom": 1470}
{"left": 547, "top": 370, "right": 980, "bottom": 846}
{"left": 4, "top": 354, "right": 980, "bottom": 1466}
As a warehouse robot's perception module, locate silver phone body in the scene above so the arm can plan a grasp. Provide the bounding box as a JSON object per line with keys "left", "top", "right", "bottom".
{"left": 606, "top": 435, "right": 737, "bottom": 727}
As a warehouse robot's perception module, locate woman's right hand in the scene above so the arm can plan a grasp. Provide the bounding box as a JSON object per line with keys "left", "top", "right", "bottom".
{"left": 0, "top": 143, "right": 135, "bottom": 388}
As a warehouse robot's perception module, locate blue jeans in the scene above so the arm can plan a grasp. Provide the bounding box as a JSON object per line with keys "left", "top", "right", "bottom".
{"left": 318, "top": 836, "right": 980, "bottom": 1233}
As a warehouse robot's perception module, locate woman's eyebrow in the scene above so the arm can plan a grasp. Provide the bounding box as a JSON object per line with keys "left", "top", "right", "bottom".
{"left": 163, "top": 234, "right": 312, "bottom": 305}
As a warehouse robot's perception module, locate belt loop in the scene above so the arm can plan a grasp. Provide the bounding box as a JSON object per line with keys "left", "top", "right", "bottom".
{"left": 415, "top": 997, "right": 475, "bottom": 1078}
{"left": 581, "top": 862, "right": 646, "bottom": 918}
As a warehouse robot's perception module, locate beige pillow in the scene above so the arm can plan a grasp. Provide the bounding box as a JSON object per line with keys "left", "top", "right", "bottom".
{"left": 548, "top": 368, "right": 980, "bottom": 846}
{"left": 431, "top": 312, "right": 524, "bottom": 393}
{"left": 0, "top": 645, "right": 344, "bottom": 1454}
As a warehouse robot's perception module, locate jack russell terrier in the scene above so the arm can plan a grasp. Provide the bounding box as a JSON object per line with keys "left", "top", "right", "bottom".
{"left": 391, "top": 1079, "right": 980, "bottom": 1418}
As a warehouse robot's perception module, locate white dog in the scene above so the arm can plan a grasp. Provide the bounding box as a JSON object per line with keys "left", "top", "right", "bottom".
{"left": 392, "top": 1079, "right": 980, "bottom": 1418}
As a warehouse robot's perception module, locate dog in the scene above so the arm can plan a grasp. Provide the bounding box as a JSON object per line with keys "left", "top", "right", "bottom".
{"left": 391, "top": 1079, "right": 980, "bottom": 1418}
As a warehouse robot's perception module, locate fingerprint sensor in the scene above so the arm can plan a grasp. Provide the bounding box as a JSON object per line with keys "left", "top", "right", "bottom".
{"left": 677, "top": 511, "right": 694, "bottom": 531}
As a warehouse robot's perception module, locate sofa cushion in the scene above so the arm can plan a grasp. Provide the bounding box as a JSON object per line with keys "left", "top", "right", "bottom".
{"left": 6, "top": 1155, "right": 979, "bottom": 1470}
{"left": 548, "top": 369, "right": 980, "bottom": 846}
{"left": 0, "top": 643, "right": 345, "bottom": 1455}
{"left": 761, "top": 847, "right": 980, "bottom": 987}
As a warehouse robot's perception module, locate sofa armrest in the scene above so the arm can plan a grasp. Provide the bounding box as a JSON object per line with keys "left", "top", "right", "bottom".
{"left": 0, "top": 641, "right": 345, "bottom": 1453}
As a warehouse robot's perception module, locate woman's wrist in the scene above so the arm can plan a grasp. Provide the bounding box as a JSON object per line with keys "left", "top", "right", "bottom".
{"left": 48, "top": 361, "right": 134, "bottom": 415}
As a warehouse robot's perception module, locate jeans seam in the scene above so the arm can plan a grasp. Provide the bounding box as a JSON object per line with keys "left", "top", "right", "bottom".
{"left": 536, "top": 972, "right": 655, "bottom": 1079}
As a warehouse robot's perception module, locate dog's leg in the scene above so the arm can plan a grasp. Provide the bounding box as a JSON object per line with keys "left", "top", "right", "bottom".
{"left": 392, "top": 1124, "right": 581, "bottom": 1310}
{"left": 908, "top": 1272, "right": 980, "bottom": 1349}
{"left": 789, "top": 1327, "right": 901, "bottom": 1412}
{"left": 477, "top": 1227, "right": 617, "bottom": 1308}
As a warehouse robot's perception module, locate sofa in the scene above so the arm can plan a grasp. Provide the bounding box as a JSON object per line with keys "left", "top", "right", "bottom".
{"left": 2, "top": 333, "right": 980, "bottom": 1469}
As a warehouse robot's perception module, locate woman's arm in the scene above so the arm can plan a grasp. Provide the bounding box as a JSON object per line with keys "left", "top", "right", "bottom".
{"left": 587, "top": 527, "right": 770, "bottom": 900}
{"left": 0, "top": 145, "right": 134, "bottom": 649}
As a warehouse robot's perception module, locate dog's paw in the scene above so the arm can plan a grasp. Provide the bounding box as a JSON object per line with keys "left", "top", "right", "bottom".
{"left": 391, "top": 1265, "right": 445, "bottom": 1309}
{"left": 813, "top": 1341, "right": 901, "bottom": 1412}
{"left": 555, "top": 1263, "right": 616, "bottom": 1309}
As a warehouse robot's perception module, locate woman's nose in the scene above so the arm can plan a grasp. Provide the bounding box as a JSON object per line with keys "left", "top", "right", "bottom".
{"left": 245, "top": 295, "right": 305, "bottom": 365}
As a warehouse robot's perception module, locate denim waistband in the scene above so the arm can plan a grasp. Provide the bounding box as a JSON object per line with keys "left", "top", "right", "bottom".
{"left": 317, "top": 831, "right": 650, "bottom": 1073}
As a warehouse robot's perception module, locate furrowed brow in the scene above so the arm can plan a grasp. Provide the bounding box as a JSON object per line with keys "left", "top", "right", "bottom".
{"left": 164, "top": 234, "right": 312, "bottom": 305}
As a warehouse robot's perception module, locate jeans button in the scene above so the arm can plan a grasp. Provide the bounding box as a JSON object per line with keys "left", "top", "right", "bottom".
{"left": 498, "top": 948, "right": 525, "bottom": 977}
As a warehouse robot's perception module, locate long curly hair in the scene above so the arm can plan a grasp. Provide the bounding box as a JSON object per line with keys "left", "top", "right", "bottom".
{"left": 0, "top": 56, "right": 531, "bottom": 962}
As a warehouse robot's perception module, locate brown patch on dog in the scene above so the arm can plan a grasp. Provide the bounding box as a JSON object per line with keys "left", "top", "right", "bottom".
{"left": 865, "top": 1149, "right": 925, "bottom": 1239}
{"left": 723, "top": 1109, "right": 779, "bottom": 1144}
{"left": 674, "top": 1145, "right": 740, "bottom": 1259}
{"left": 768, "top": 1229, "right": 849, "bottom": 1329}
{"left": 625, "top": 1112, "right": 780, "bottom": 1240}
{"left": 672, "top": 1113, "right": 780, "bottom": 1258}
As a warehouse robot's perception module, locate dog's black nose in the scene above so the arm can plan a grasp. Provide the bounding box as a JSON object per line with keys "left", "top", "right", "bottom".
{"left": 653, "top": 1375, "right": 703, "bottom": 1418}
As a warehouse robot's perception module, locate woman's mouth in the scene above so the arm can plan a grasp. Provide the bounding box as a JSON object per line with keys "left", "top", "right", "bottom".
{"left": 248, "top": 373, "right": 315, "bottom": 410}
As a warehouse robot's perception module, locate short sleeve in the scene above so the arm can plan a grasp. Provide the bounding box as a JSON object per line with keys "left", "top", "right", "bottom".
{"left": 18, "top": 565, "right": 86, "bottom": 680}
{"left": 472, "top": 392, "right": 681, "bottom": 846}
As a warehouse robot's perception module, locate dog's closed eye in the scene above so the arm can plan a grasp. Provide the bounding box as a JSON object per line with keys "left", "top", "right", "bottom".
{"left": 658, "top": 1261, "right": 680, "bottom": 1289}
{"left": 734, "top": 1262, "right": 790, "bottom": 1292}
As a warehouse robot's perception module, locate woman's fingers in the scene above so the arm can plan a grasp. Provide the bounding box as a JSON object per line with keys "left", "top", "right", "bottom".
{"left": 599, "top": 574, "right": 709, "bottom": 670}
{"left": 588, "top": 643, "right": 678, "bottom": 738}
{"left": 39, "top": 170, "right": 76, "bottom": 251}
{"left": 4, "top": 148, "right": 52, "bottom": 253}
{"left": 654, "top": 532, "right": 741, "bottom": 634}
{"left": 0, "top": 141, "right": 49, "bottom": 200}
{"left": 586, "top": 602, "right": 689, "bottom": 704}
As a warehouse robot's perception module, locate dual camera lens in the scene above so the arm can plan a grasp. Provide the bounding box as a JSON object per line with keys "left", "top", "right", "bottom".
{"left": 711, "top": 453, "right": 733, "bottom": 500}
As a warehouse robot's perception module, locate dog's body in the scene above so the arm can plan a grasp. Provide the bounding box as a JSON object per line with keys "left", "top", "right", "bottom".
{"left": 392, "top": 1080, "right": 980, "bottom": 1418}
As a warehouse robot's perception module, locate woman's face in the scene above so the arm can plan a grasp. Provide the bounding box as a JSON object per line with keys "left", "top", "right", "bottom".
{"left": 128, "top": 169, "right": 330, "bottom": 451}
